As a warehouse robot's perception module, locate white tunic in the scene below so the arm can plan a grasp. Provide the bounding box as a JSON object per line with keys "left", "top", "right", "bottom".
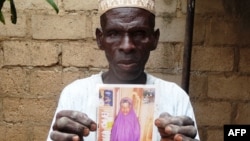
{"left": 47, "top": 72, "right": 199, "bottom": 140}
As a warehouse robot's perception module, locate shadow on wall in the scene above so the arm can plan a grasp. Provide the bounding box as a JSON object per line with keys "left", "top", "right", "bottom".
{"left": 223, "top": 1, "right": 250, "bottom": 26}
{"left": 222, "top": 0, "right": 250, "bottom": 45}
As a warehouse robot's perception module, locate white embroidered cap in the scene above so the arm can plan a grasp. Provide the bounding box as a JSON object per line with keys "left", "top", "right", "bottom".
{"left": 98, "top": 0, "right": 155, "bottom": 15}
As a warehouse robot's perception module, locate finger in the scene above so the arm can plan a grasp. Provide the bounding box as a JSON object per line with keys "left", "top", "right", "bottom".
{"left": 50, "top": 131, "right": 81, "bottom": 141}
{"left": 166, "top": 124, "right": 197, "bottom": 139}
{"left": 155, "top": 112, "right": 171, "bottom": 128}
{"left": 155, "top": 116, "right": 194, "bottom": 128}
{"left": 55, "top": 110, "right": 97, "bottom": 131}
{"left": 54, "top": 116, "right": 90, "bottom": 137}
{"left": 157, "top": 126, "right": 174, "bottom": 138}
{"left": 155, "top": 118, "right": 168, "bottom": 128}
{"left": 174, "top": 134, "right": 199, "bottom": 141}
{"left": 174, "top": 134, "right": 183, "bottom": 141}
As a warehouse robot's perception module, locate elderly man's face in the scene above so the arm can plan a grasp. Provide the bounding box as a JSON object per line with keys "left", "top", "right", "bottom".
{"left": 96, "top": 8, "right": 159, "bottom": 83}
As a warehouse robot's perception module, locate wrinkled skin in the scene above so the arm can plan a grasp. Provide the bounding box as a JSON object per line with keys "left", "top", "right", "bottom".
{"left": 155, "top": 113, "right": 199, "bottom": 141}
{"left": 96, "top": 7, "right": 159, "bottom": 84}
{"left": 50, "top": 110, "right": 97, "bottom": 141}
{"left": 50, "top": 7, "right": 199, "bottom": 141}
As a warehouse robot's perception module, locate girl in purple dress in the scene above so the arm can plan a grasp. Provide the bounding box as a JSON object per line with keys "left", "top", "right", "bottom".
{"left": 111, "top": 97, "right": 140, "bottom": 141}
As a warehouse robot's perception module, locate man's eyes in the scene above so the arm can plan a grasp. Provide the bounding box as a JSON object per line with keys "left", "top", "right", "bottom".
{"left": 132, "top": 31, "right": 146, "bottom": 38}
{"left": 105, "top": 30, "right": 147, "bottom": 39}
{"left": 106, "top": 31, "right": 121, "bottom": 37}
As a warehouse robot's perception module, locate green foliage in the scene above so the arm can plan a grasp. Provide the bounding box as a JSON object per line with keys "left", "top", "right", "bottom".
{"left": 0, "top": 0, "right": 6, "bottom": 24}
{"left": 0, "top": 10, "right": 5, "bottom": 24}
{"left": 0, "top": 0, "right": 59, "bottom": 25}
{"left": 46, "top": 0, "right": 59, "bottom": 14}
{"left": 10, "top": 0, "right": 16, "bottom": 24}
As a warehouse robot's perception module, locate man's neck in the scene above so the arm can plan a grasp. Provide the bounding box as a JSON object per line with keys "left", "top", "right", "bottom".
{"left": 101, "top": 71, "right": 147, "bottom": 84}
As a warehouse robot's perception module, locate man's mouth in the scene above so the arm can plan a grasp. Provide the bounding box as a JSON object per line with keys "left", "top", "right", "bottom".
{"left": 117, "top": 60, "right": 138, "bottom": 70}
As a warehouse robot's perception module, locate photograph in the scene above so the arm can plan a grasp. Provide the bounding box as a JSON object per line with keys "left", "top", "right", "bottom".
{"left": 1, "top": 0, "right": 249, "bottom": 141}
{"left": 97, "top": 84, "right": 156, "bottom": 141}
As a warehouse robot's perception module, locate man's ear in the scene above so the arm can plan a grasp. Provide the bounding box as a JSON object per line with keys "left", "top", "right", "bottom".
{"left": 151, "top": 29, "right": 160, "bottom": 51}
{"left": 96, "top": 28, "right": 104, "bottom": 50}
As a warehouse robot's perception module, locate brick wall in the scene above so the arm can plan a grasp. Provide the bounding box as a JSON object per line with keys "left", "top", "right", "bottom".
{"left": 0, "top": 0, "right": 249, "bottom": 141}
{"left": 189, "top": 0, "right": 250, "bottom": 141}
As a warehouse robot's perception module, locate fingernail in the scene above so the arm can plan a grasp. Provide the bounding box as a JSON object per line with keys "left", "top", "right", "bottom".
{"left": 72, "top": 136, "right": 80, "bottom": 141}
{"left": 83, "top": 128, "right": 90, "bottom": 136}
{"left": 90, "top": 123, "right": 97, "bottom": 131}
{"left": 174, "top": 134, "right": 183, "bottom": 141}
{"left": 165, "top": 126, "right": 172, "bottom": 134}
{"left": 154, "top": 119, "right": 161, "bottom": 126}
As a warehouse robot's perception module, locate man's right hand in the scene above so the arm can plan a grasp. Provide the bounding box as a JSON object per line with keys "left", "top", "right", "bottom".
{"left": 50, "top": 110, "right": 97, "bottom": 141}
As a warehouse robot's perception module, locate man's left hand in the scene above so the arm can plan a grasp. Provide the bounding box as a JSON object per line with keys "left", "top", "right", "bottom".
{"left": 155, "top": 112, "right": 199, "bottom": 141}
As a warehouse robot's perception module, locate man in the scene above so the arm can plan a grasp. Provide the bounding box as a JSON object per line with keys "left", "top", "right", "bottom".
{"left": 47, "top": 0, "right": 200, "bottom": 141}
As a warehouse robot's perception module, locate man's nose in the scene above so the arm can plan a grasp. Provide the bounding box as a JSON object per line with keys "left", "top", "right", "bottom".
{"left": 119, "top": 34, "right": 135, "bottom": 52}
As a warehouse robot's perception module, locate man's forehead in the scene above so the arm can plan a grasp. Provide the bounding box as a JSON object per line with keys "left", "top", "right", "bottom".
{"left": 98, "top": 0, "right": 155, "bottom": 16}
{"left": 100, "top": 7, "right": 155, "bottom": 30}
{"left": 101, "top": 8, "right": 153, "bottom": 29}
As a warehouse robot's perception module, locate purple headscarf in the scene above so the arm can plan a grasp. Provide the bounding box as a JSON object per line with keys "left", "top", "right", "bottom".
{"left": 111, "top": 97, "right": 140, "bottom": 141}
